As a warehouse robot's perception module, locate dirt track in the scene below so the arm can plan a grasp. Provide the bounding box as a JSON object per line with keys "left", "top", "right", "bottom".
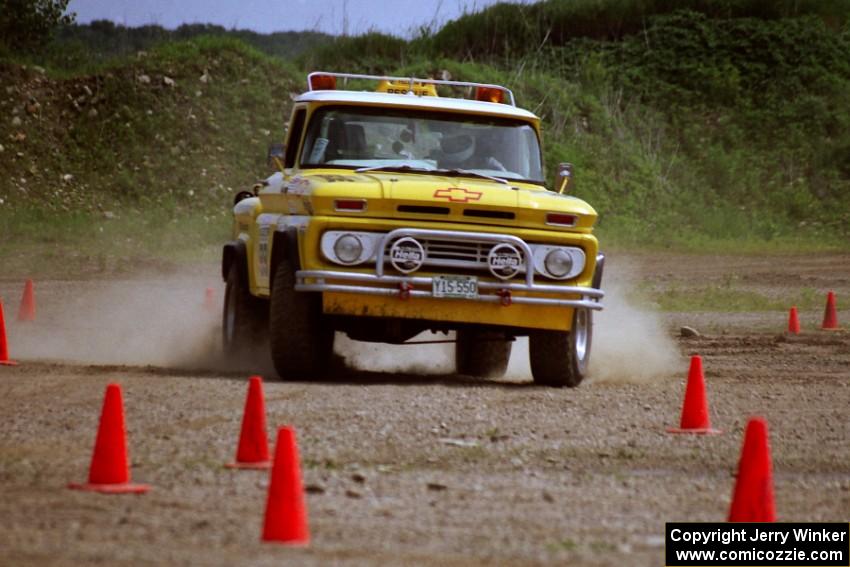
{"left": 1, "top": 253, "right": 849, "bottom": 566}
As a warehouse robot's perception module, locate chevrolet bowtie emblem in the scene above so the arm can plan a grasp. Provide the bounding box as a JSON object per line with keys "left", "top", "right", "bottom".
{"left": 433, "top": 187, "right": 483, "bottom": 203}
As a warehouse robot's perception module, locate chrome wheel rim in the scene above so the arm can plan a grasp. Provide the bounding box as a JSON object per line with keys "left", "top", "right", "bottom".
{"left": 574, "top": 309, "right": 588, "bottom": 362}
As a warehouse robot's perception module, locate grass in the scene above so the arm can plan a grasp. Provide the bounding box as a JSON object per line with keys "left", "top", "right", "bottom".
{"left": 1, "top": 36, "right": 299, "bottom": 217}
{"left": 633, "top": 281, "right": 826, "bottom": 312}
{"left": 418, "top": 0, "right": 850, "bottom": 62}
{"left": 549, "top": 538, "right": 578, "bottom": 552}
{"left": 0, "top": 36, "right": 301, "bottom": 278}
{"left": 0, "top": 208, "right": 226, "bottom": 278}
{"left": 597, "top": 227, "right": 850, "bottom": 254}
{"left": 588, "top": 541, "right": 618, "bottom": 553}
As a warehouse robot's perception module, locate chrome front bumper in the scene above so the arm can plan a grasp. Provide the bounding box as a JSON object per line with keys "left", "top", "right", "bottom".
{"left": 295, "top": 228, "right": 605, "bottom": 310}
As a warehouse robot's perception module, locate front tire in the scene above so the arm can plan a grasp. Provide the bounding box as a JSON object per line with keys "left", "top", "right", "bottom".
{"left": 529, "top": 309, "right": 592, "bottom": 387}
{"left": 222, "top": 264, "right": 265, "bottom": 357}
{"left": 455, "top": 329, "right": 512, "bottom": 378}
{"left": 269, "top": 257, "right": 333, "bottom": 380}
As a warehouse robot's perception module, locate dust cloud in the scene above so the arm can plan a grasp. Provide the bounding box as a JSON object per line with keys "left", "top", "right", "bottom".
{"left": 2, "top": 256, "right": 680, "bottom": 383}
{"left": 502, "top": 284, "right": 681, "bottom": 383}
{"left": 4, "top": 276, "right": 222, "bottom": 368}
{"left": 334, "top": 334, "right": 455, "bottom": 375}
{"left": 338, "top": 258, "right": 682, "bottom": 384}
{"left": 590, "top": 278, "right": 682, "bottom": 383}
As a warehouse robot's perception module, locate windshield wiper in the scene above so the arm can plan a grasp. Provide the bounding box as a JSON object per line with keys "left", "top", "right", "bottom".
{"left": 438, "top": 168, "right": 509, "bottom": 185}
{"left": 355, "top": 164, "right": 434, "bottom": 174}
{"left": 355, "top": 164, "right": 510, "bottom": 184}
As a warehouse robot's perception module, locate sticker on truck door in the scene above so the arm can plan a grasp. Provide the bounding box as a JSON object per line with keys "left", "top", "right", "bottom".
{"left": 258, "top": 225, "right": 270, "bottom": 279}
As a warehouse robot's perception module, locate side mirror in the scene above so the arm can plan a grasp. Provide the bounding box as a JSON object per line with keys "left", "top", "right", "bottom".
{"left": 556, "top": 162, "right": 574, "bottom": 194}
{"left": 267, "top": 143, "right": 285, "bottom": 169}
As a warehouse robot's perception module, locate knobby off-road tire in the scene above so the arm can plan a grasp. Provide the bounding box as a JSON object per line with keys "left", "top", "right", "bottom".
{"left": 222, "top": 264, "right": 266, "bottom": 357}
{"left": 529, "top": 308, "right": 592, "bottom": 387}
{"left": 269, "top": 257, "right": 333, "bottom": 380}
{"left": 455, "top": 330, "right": 512, "bottom": 378}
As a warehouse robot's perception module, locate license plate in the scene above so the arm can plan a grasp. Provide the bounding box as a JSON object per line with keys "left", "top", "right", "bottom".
{"left": 433, "top": 275, "right": 478, "bottom": 299}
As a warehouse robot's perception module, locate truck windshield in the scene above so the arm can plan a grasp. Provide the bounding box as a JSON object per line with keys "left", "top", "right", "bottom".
{"left": 299, "top": 106, "right": 544, "bottom": 184}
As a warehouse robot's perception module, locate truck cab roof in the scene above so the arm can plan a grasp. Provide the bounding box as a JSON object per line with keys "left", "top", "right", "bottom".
{"left": 296, "top": 90, "right": 540, "bottom": 123}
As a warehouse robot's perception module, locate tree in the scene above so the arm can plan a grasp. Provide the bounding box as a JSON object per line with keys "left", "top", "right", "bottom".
{"left": 0, "top": 0, "right": 76, "bottom": 53}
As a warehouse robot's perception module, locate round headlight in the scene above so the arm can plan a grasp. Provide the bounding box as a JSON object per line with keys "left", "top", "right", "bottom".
{"left": 544, "top": 249, "right": 573, "bottom": 278}
{"left": 333, "top": 234, "right": 363, "bottom": 264}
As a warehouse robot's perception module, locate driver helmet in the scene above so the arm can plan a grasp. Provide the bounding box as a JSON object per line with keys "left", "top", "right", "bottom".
{"left": 439, "top": 133, "right": 475, "bottom": 165}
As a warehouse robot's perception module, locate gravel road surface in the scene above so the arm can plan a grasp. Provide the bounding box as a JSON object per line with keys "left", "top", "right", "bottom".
{"left": 1, "top": 253, "right": 848, "bottom": 566}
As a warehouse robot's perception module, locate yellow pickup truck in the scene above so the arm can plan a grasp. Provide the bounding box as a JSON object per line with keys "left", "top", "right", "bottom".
{"left": 222, "top": 72, "right": 604, "bottom": 386}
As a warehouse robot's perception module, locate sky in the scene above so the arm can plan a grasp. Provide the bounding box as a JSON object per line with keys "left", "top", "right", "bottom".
{"left": 67, "top": 0, "right": 524, "bottom": 37}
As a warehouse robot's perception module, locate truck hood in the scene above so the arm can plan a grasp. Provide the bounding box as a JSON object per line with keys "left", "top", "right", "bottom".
{"left": 262, "top": 169, "right": 598, "bottom": 232}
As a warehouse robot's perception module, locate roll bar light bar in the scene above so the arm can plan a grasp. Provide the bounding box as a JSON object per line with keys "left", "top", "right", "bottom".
{"left": 306, "top": 71, "right": 516, "bottom": 107}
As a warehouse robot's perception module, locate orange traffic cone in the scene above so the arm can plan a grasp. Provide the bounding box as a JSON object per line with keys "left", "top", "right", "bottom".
{"left": 822, "top": 291, "right": 841, "bottom": 330}
{"left": 668, "top": 355, "right": 721, "bottom": 434}
{"left": 68, "top": 383, "right": 150, "bottom": 494}
{"left": 17, "top": 279, "right": 35, "bottom": 322}
{"left": 728, "top": 417, "right": 776, "bottom": 522}
{"left": 787, "top": 306, "right": 800, "bottom": 335}
{"left": 262, "top": 426, "right": 310, "bottom": 545}
{"left": 0, "top": 299, "right": 17, "bottom": 366}
{"left": 204, "top": 287, "right": 216, "bottom": 312}
{"left": 225, "top": 376, "right": 271, "bottom": 469}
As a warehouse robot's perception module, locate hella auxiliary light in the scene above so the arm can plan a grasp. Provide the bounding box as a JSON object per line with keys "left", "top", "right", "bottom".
{"left": 320, "top": 231, "right": 381, "bottom": 266}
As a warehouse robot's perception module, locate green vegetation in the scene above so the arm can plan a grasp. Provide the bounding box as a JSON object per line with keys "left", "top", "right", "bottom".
{"left": 0, "top": 0, "right": 74, "bottom": 54}
{"left": 48, "top": 21, "right": 331, "bottom": 72}
{"left": 1, "top": 0, "right": 849, "bottom": 277}
{"left": 0, "top": 208, "right": 224, "bottom": 277}
{"left": 416, "top": 0, "right": 850, "bottom": 61}
{"left": 305, "top": 2, "right": 850, "bottom": 250}
{"left": 0, "top": 36, "right": 300, "bottom": 274}
{"left": 549, "top": 538, "right": 578, "bottom": 551}
{"left": 636, "top": 280, "right": 824, "bottom": 312}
